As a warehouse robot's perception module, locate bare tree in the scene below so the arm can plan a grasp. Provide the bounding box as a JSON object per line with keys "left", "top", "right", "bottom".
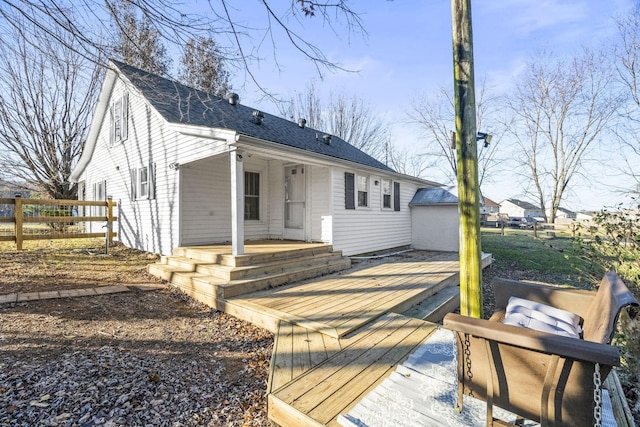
{"left": 279, "top": 81, "right": 389, "bottom": 160}
{"left": 386, "top": 142, "right": 434, "bottom": 178}
{"left": 106, "top": 0, "right": 171, "bottom": 75}
{"left": 0, "top": 15, "right": 102, "bottom": 200}
{"left": 409, "top": 79, "right": 503, "bottom": 188}
{"left": 179, "top": 36, "right": 230, "bottom": 97}
{"left": 506, "top": 50, "right": 620, "bottom": 222}
{"left": 614, "top": 4, "right": 640, "bottom": 196}
{"left": 0, "top": 1, "right": 363, "bottom": 93}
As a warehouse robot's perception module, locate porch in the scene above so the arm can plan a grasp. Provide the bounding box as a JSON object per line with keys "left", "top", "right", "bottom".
{"left": 149, "top": 242, "right": 494, "bottom": 426}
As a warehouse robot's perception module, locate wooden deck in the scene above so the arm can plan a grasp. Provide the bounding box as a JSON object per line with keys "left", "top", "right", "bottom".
{"left": 221, "top": 252, "right": 492, "bottom": 338}
{"left": 268, "top": 313, "right": 438, "bottom": 426}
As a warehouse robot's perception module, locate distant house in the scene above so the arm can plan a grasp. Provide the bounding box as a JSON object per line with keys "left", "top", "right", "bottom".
{"left": 70, "top": 60, "right": 455, "bottom": 256}
{"left": 480, "top": 197, "right": 500, "bottom": 215}
{"left": 549, "top": 207, "right": 577, "bottom": 220}
{"left": 576, "top": 211, "right": 596, "bottom": 222}
{"left": 499, "top": 198, "right": 543, "bottom": 218}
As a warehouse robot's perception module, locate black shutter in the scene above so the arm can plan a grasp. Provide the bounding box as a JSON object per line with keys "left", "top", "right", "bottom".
{"left": 345, "top": 172, "right": 355, "bottom": 209}
{"left": 394, "top": 182, "right": 400, "bottom": 211}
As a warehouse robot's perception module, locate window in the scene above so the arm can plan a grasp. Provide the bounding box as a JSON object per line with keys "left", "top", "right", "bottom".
{"left": 93, "top": 180, "right": 106, "bottom": 216}
{"left": 245, "top": 171, "right": 260, "bottom": 220}
{"left": 139, "top": 166, "right": 149, "bottom": 198}
{"left": 109, "top": 93, "right": 128, "bottom": 145}
{"left": 357, "top": 175, "right": 369, "bottom": 207}
{"left": 130, "top": 163, "right": 156, "bottom": 200}
{"left": 382, "top": 178, "right": 392, "bottom": 209}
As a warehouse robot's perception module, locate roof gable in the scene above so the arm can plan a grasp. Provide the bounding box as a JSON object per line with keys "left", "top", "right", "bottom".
{"left": 112, "top": 61, "right": 393, "bottom": 172}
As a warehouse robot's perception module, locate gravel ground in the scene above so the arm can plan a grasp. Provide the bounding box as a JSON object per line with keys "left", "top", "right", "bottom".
{"left": 0, "top": 288, "right": 273, "bottom": 426}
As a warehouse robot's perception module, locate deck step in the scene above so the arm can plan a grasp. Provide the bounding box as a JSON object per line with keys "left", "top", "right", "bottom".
{"left": 172, "top": 244, "right": 334, "bottom": 266}
{"left": 400, "top": 285, "right": 460, "bottom": 322}
{"left": 159, "top": 251, "right": 344, "bottom": 281}
{"left": 148, "top": 244, "right": 352, "bottom": 301}
{"left": 198, "top": 257, "right": 353, "bottom": 299}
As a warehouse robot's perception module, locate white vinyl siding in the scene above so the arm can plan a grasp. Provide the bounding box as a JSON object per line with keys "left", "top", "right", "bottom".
{"left": 331, "top": 168, "right": 415, "bottom": 256}
{"left": 180, "top": 156, "right": 231, "bottom": 245}
{"left": 309, "top": 165, "right": 331, "bottom": 243}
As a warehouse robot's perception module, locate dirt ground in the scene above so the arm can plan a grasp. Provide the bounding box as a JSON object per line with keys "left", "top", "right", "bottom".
{"left": 0, "top": 243, "right": 273, "bottom": 426}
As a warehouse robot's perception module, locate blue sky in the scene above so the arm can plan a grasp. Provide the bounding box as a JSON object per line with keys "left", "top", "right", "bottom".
{"left": 220, "top": 0, "right": 637, "bottom": 211}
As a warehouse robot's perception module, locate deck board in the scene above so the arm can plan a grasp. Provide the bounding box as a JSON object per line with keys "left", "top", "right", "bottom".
{"left": 268, "top": 321, "right": 343, "bottom": 394}
{"left": 228, "top": 253, "right": 473, "bottom": 338}
{"left": 268, "top": 313, "right": 437, "bottom": 426}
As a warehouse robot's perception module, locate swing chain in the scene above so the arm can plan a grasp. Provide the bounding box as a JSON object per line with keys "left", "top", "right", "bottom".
{"left": 593, "top": 362, "right": 602, "bottom": 427}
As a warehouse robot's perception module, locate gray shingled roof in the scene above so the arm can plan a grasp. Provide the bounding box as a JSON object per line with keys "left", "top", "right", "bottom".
{"left": 504, "top": 198, "right": 540, "bottom": 210}
{"left": 409, "top": 187, "right": 458, "bottom": 206}
{"left": 113, "top": 61, "right": 393, "bottom": 172}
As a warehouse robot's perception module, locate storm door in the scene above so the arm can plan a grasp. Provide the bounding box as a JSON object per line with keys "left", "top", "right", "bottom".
{"left": 283, "top": 164, "right": 306, "bottom": 240}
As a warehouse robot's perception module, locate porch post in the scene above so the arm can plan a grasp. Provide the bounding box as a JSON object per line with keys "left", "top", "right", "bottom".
{"left": 230, "top": 148, "right": 244, "bottom": 255}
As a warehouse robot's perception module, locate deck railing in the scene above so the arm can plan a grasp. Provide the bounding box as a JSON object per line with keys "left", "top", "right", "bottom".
{"left": 0, "top": 196, "right": 117, "bottom": 250}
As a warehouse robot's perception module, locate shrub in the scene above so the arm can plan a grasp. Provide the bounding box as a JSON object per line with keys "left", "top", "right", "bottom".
{"left": 574, "top": 205, "right": 640, "bottom": 423}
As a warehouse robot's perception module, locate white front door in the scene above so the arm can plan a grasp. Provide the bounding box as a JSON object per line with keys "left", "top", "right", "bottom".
{"left": 283, "top": 164, "right": 306, "bottom": 241}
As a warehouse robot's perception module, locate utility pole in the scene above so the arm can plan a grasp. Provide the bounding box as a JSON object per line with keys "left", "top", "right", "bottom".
{"left": 451, "top": 0, "right": 483, "bottom": 318}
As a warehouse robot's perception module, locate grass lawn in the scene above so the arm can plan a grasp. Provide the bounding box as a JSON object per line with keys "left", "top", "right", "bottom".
{"left": 481, "top": 227, "right": 603, "bottom": 289}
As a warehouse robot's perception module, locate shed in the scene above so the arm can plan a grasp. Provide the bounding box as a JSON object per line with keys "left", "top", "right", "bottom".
{"left": 409, "top": 187, "right": 459, "bottom": 252}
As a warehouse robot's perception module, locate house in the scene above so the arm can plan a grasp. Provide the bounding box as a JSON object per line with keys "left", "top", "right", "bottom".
{"left": 480, "top": 196, "right": 500, "bottom": 215}
{"left": 499, "top": 198, "right": 543, "bottom": 219}
{"left": 548, "top": 207, "right": 577, "bottom": 220}
{"left": 70, "top": 61, "right": 452, "bottom": 256}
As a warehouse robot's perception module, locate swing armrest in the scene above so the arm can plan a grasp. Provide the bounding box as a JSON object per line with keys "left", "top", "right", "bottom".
{"left": 443, "top": 313, "right": 620, "bottom": 366}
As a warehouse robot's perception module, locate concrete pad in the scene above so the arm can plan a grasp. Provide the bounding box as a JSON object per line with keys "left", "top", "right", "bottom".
{"left": 93, "top": 285, "right": 130, "bottom": 295}
{"left": 0, "top": 293, "right": 18, "bottom": 304}
{"left": 16, "top": 292, "right": 40, "bottom": 302}
{"left": 126, "top": 283, "right": 167, "bottom": 291}
{"left": 37, "top": 291, "right": 62, "bottom": 300}
{"left": 59, "top": 288, "right": 97, "bottom": 298}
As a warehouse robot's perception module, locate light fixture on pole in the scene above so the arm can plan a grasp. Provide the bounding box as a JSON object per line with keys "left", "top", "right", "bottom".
{"left": 476, "top": 132, "right": 493, "bottom": 148}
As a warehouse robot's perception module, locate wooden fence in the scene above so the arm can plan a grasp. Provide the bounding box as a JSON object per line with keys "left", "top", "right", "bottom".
{"left": 0, "top": 196, "right": 117, "bottom": 250}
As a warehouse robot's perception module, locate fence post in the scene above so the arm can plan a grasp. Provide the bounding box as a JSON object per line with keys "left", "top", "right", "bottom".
{"left": 105, "top": 196, "right": 114, "bottom": 254}
{"left": 14, "top": 195, "right": 23, "bottom": 251}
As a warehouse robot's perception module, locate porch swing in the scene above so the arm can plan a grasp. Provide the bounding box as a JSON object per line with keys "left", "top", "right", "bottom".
{"left": 443, "top": 272, "right": 638, "bottom": 427}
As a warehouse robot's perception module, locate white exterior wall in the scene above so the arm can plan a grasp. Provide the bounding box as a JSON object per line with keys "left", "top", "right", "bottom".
{"left": 180, "top": 155, "right": 275, "bottom": 245}
{"left": 76, "top": 76, "right": 231, "bottom": 255}
{"left": 330, "top": 167, "right": 416, "bottom": 256}
{"left": 180, "top": 156, "right": 231, "bottom": 245}
{"left": 411, "top": 206, "right": 460, "bottom": 252}
{"left": 267, "top": 160, "right": 284, "bottom": 239}
{"left": 309, "top": 165, "right": 331, "bottom": 243}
